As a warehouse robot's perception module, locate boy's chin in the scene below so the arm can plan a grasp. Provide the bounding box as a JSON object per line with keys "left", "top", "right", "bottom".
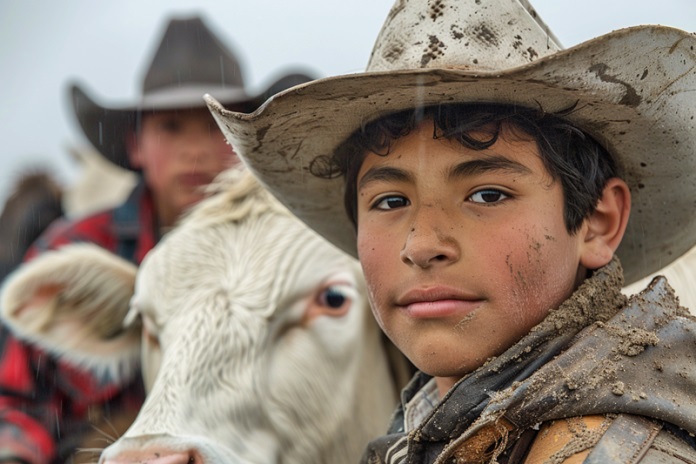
{"left": 180, "top": 193, "right": 207, "bottom": 210}
{"left": 412, "top": 355, "right": 483, "bottom": 381}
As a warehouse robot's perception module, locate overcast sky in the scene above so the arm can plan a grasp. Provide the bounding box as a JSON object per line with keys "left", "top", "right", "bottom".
{"left": 1, "top": 0, "right": 694, "bottom": 204}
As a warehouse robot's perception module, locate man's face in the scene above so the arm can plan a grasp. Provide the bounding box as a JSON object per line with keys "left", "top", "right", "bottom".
{"left": 355, "top": 119, "right": 589, "bottom": 394}
{"left": 129, "top": 108, "right": 239, "bottom": 227}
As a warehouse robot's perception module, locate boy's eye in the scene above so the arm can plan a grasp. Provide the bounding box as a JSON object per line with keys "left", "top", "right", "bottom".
{"left": 468, "top": 189, "right": 509, "bottom": 204}
{"left": 159, "top": 118, "right": 182, "bottom": 133}
{"left": 373, "top": 195, "right": 410, "bottom": 210}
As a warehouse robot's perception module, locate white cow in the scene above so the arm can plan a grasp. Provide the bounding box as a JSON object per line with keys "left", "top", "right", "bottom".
{"left": 1, "top": 167, "right": 410, "bottom": 463}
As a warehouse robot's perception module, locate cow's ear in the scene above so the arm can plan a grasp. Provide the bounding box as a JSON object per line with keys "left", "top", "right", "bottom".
{"left": 0, "top": 243, "right": 142, "bottom": 383}
{"left": 3, "top": 282, "right": 66, "bottom": 334}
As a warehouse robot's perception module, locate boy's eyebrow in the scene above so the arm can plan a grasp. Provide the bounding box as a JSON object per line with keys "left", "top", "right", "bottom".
{"left": 358, "top": 166, "right": 413, "bottom": 191}
{"left": 449, "top": 155, "right": 532, "bottom": 179}
{"left": 357, "top": 155, "right": 532, "bottom": 191}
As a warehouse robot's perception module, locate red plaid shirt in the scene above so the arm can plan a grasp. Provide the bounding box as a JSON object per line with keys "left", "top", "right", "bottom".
{"left": 0, "top": 179, "right": 155, "bottom": 463}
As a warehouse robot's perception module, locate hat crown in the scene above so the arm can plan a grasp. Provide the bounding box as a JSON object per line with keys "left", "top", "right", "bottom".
{"left": 70, "top": 14, "right": 314, "bottom": 171}
{"left": 142, "top": 16, "right": 245, "bottom": 95}
{"left": 367, "top": 0, "right": 562, "bottom": 72}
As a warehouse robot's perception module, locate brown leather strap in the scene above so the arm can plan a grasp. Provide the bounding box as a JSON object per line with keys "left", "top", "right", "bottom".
{"left": 448, "top": 414, "right": 666, "bottom": 464}
{"left": 523, "top": 415, "right": 611, "bottom": 464}
{"left": 583, "top": 414, "right": 662, "bottom": 464}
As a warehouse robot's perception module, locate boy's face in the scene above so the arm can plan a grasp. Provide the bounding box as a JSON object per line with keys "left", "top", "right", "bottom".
{"left": 355, "top": 119, "right": 589, "bottom": 394}
{"left": 128, "top": 108, "right": 239, "bottom": 227}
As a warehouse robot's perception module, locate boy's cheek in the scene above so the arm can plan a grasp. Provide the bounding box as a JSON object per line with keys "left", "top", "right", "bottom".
{"left": 366, "top": 291, "right": 386, "bottom": 330}
{"left": 356, "top": 250, "right": 388, "bottom": 324}
{"left": 500, "top": 240, "right": 580, "bottom": 323}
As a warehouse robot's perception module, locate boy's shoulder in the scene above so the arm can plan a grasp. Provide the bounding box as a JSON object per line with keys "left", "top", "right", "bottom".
{"left": 526, "top": 414, "right": 696, "bottom": 464}
{"left": 25, "top": 179, "right": 151, "bottom": 262}
{"left": 25, "top": 209, "right": 116, "bottom": 260}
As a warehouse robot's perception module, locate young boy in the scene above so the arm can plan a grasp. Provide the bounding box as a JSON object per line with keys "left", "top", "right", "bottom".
{"left": 206, "top": 0, "right": 696, "bottom": 462}
{"left": 0, "top": 15, "right": 312, "bottom": 463}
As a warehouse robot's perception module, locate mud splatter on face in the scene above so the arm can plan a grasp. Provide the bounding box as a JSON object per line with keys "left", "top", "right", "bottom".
{"left": 455, "top": 312, "right": 476, "bottom": 330}
{"left": 531, "top": 257, "right": 626, "bottom": 335}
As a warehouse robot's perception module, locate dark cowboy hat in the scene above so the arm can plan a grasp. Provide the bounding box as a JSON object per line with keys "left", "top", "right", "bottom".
{"left": 69, "top": 15, "right": 314, "bottom": 171}
{"left": 206, "top": 0, "right": 696, "bottom": 285}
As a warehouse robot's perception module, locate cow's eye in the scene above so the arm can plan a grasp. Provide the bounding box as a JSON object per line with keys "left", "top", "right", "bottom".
{"left": 320, "top": 286, "right": 349, "bottom": 309}
{"left": 304, "top": 274, "right": 358, "bottom": 323}
{"left": 314, "top": 283, "right": 354, "bottom": 318}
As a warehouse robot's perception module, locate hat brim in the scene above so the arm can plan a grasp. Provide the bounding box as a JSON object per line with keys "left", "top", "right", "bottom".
{"left": 206, "top": 25, "right": 696, "bottom": 285}
{"left": 70, "top": 71, "right": 316, "bottom": 171}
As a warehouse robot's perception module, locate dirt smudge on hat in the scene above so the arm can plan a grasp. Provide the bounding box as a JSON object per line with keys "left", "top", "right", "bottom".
{"left": 428, "top": 0, "right": 445, "bottom": 21}
{"left": 421, "top": 35, "right": 447, "bottom": 67}
{"left": 471, "top": 22, "right": 500, "bottom": 47}
{"left": 589, "top": 63, "right": 641, "bottom": 107}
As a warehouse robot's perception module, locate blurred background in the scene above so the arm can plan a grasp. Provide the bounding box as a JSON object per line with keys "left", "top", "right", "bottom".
{"left": 1, "top": 0, "right": 694, "bottom": 204}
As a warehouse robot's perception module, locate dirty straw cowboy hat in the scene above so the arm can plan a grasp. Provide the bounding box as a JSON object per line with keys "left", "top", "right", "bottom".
{"left": 70, "top": 15, "right": 313, "bottom": 172}
{"left": 206, "top": 0, "right": 696, "bottom": 285}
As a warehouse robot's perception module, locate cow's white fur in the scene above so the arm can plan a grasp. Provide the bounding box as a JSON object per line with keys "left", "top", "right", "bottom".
{"left": 622, "top": 245, "right": 696, "bottom": 315}
{"left": 99, "top": 167, "right": 407, "bottom": 463}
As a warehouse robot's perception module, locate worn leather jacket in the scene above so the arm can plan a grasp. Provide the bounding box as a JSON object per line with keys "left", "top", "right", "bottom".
{"left": 362, "top": 257, "right": 696, "bottom": 463}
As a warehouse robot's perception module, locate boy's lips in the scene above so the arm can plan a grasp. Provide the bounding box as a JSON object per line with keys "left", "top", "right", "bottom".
{"left": 396, "top": 287, "right": 483, "bottom": 319}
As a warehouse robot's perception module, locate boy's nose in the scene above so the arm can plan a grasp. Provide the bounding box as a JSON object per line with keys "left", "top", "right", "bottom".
{"left": 400, "top": 215, "right": 460, "bottom": 269}
{"left": 180, "top": 136, "right": 215, "bottom": 161}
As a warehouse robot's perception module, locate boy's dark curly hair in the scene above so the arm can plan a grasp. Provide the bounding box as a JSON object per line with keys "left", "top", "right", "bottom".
{"left": 309, "top": 103, "right": 618, "bottom": 234}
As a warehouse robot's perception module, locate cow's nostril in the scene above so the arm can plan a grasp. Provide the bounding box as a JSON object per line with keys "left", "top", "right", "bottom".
{"left": 103, "top": 450, "right": 201, "bottom": 464}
